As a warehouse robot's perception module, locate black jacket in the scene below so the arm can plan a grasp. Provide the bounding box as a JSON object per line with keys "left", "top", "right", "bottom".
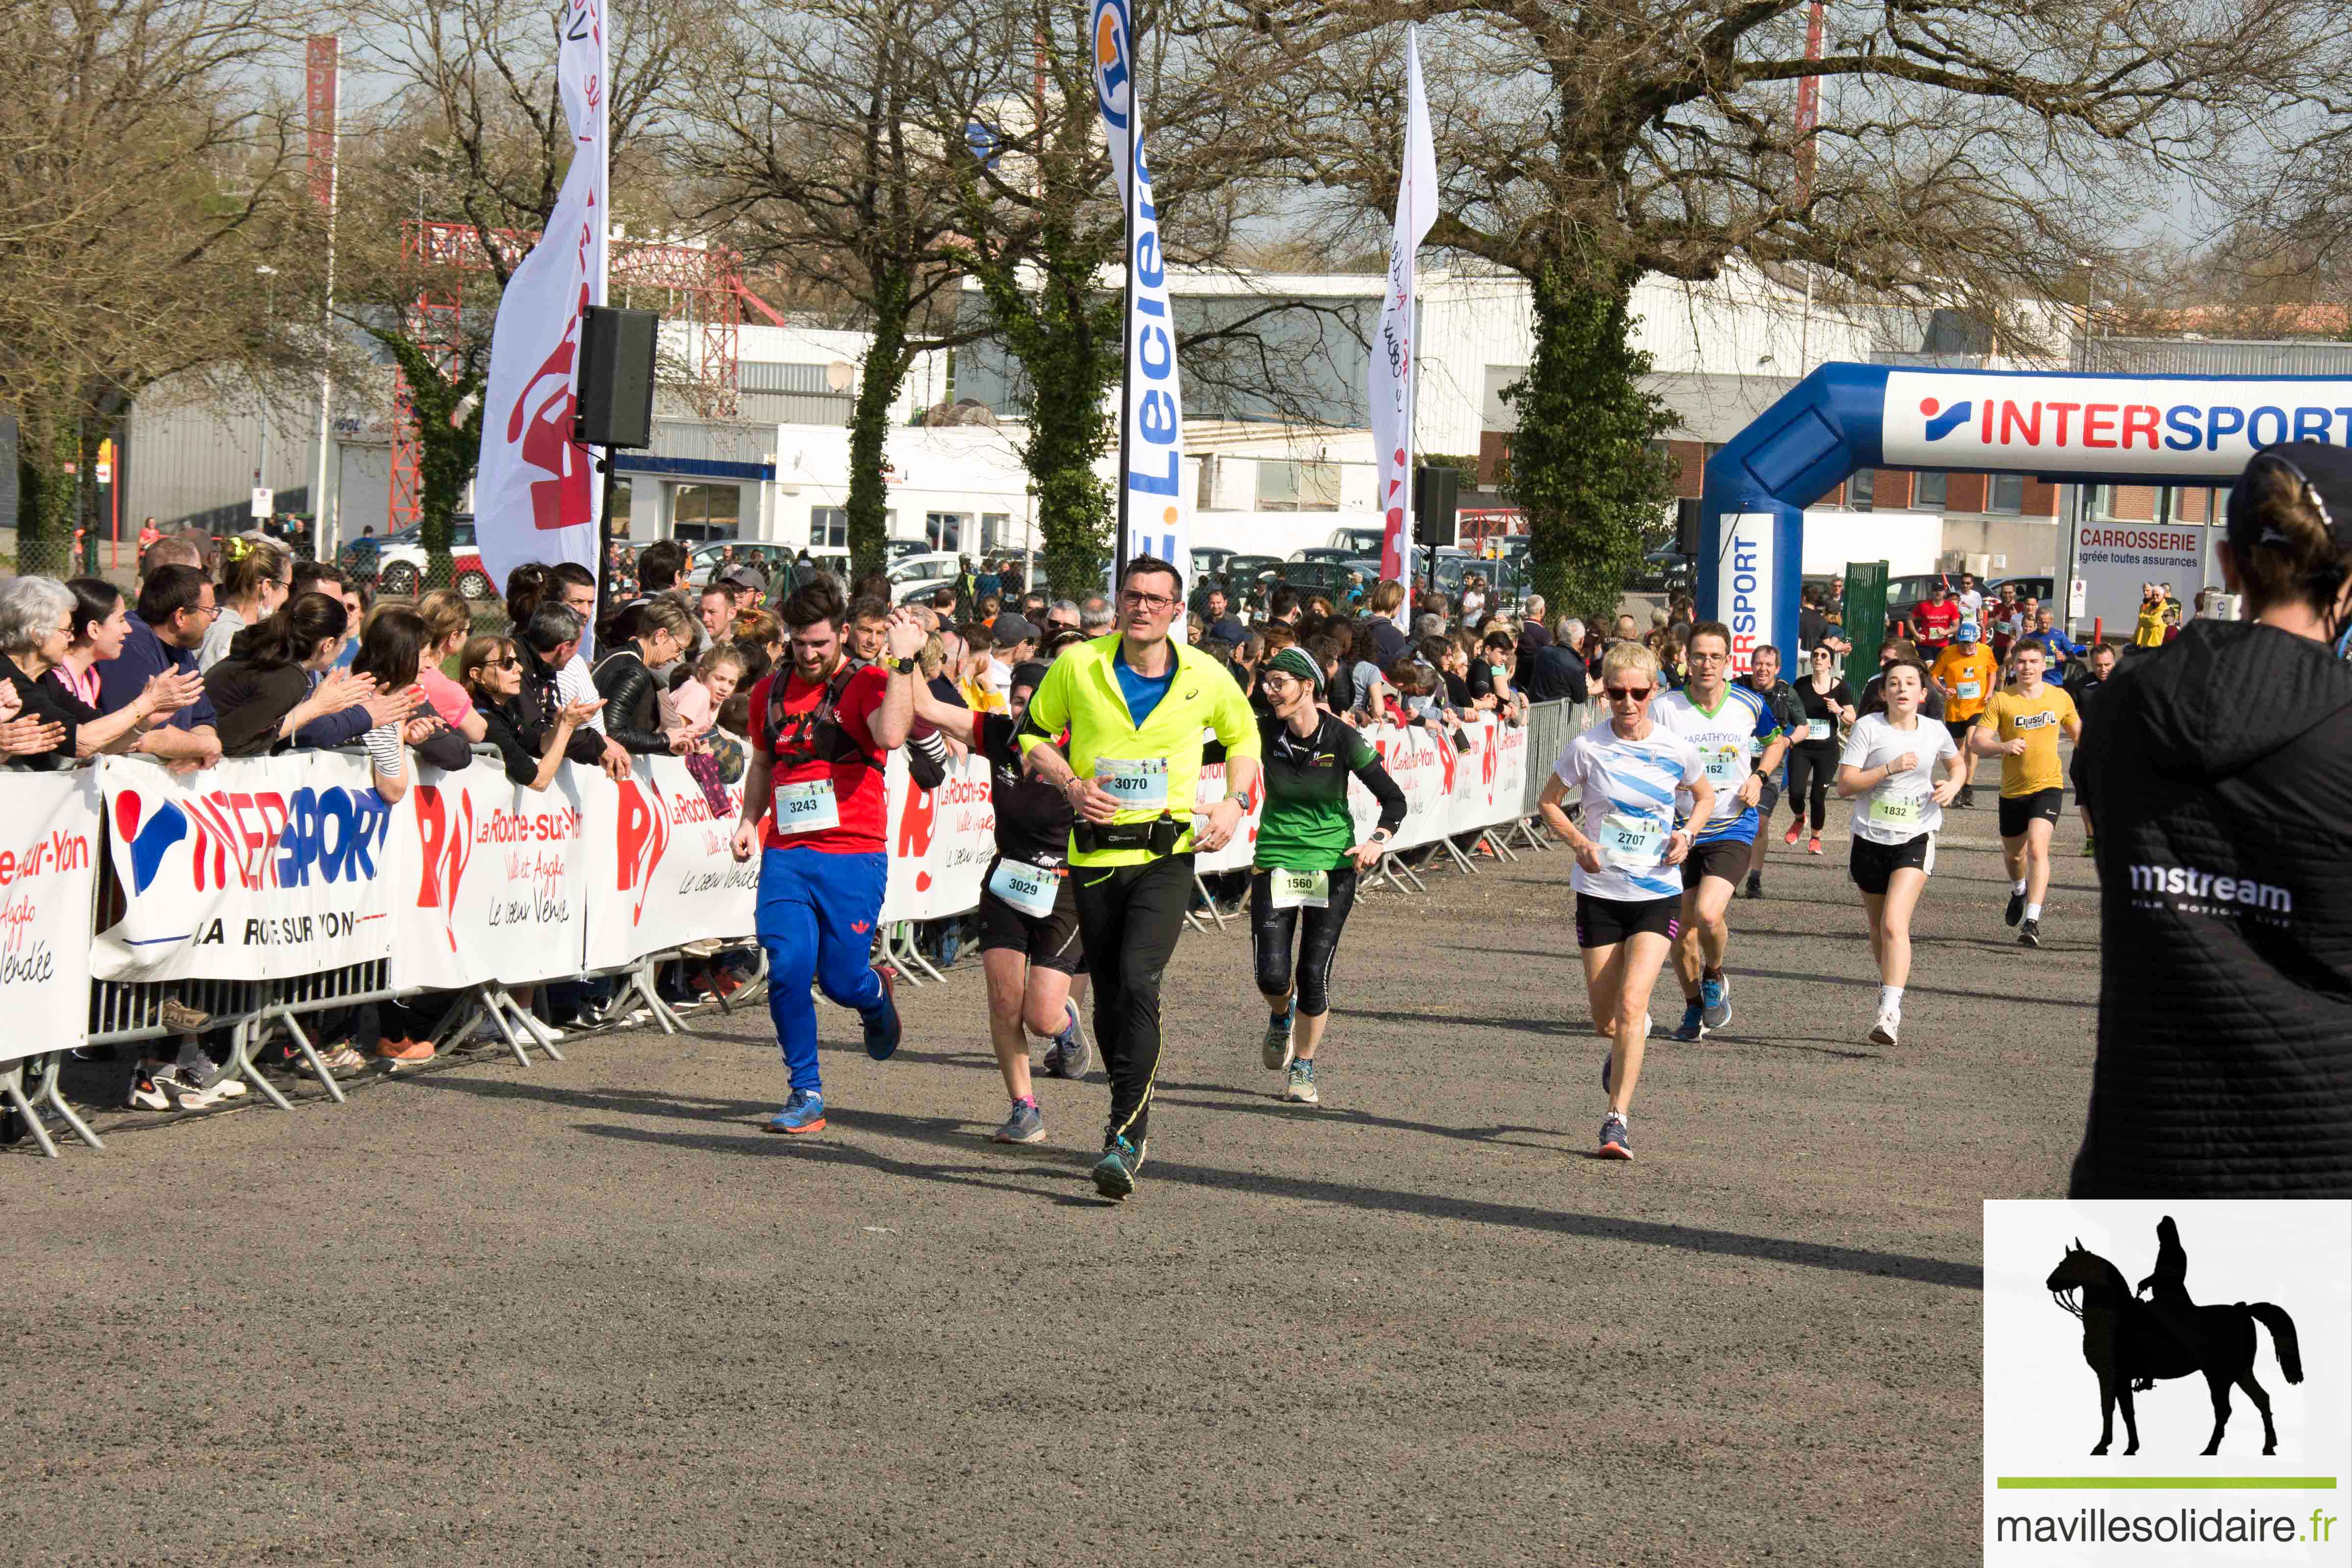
{"left": 1523, "top": 644, "right": 1589, "bottom": 705}
{"left": 519, "top": 642, "right": 607, "bottom": 767}
{"left": 593, "top": 647, "right": 668, "bottom": 755}
{"left": 2070, "top": 620, "right": 2352, "bottom": 1197}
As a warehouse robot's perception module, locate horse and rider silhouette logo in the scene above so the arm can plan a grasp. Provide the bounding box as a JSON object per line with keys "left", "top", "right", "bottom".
{"left": 2046, "top": 1216, "right": 2303, "bottom": 1457}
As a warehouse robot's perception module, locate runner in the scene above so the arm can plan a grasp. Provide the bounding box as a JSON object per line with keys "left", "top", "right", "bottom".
{"left": 1780, "top": 643, "right": 1855, "bottom": 858}
{"left": 1250, "top": 647, "right": 1406, "bottom": 1106}
{"left": 1539, "top": 640, "right": 1712, "bottom": 1160}
{"left": 2067, "top": 640, "right": 2119, "bottom": 855}
{"left": 1836, "top": 658, "right": 1965, "bottom": 1045}
{"left": 1015, "top": 555, "right": 1260, "bottom": 1200}
{"left": 1929, "top": 621, "right": 1997, "bottom": 808}
{"left": 1653, "top": 623, "right": 1786, "bottom": 1038}
{"left": 1912, "top": 581, "right": 1960, "bottom": 662}
{"left": 1968, "top": 641, "right": 2080, "bottom": 949}
{"left": 729, "top": 579, "right": 927, "bottom": 1134}
{"left": 909, "top": 662, "right": 1091, "bottom": 1143}
{"left": 1739, "top": 644, "right": 1804, "bottom": 898}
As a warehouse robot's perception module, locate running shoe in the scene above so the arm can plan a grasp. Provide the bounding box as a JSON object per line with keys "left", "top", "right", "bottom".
{"left": 1261, "top": 1009, "right": 1296, "bottom": 1071}
{"left": 375, "top": 1038, "right": 436, "bottom": 1069}
{"left": 1671, "top": 1002, "right": 1707, "bottom": 1042}
{"left": 1044, "top": 1001, "right": 1089, "bottom": 1079}
{"left": 2005, "top": 890, "right": 2027, "bottom": 927}
{"left": 991, "top": 1099, "right": 1045, "bottom": 1144}
{"left": 161, "top": 1065, "right": 232, "bottom": 1110}
{"left": 174, "top": 1048, "right": 247, "bottom": 1101}
{"left": 1598, "top": 1112, "right": 1633, "bottom": 1161}
{"left": 1868, "top": 1008, "right": 1900, "bottom": 1046}
{"left": 2018, "top": 917, "right": 2042, "bottom": 949}
{"left": 862, "top": 967, "right": 901, "bottom": 1061}
{"left": 319, "top": 1043, "right": 368, "bottom": 1077}
{"left": 766, "top": 1089, "right": 827, "bottom": 1134}
{"left": 1806, "top": 835, "right": 1823, "bottom": 856}
{"left": 1092, "top": 1135, "right": 1142, "bottom": 1200}
{"left": 1285, "top": 1060, "right": 1319, "bottom": 1104}
{"left": 1783, "top": 819, "right": 1801, "bottom": 846}
{"left": 1955, "top": 788, "right": 1975, "bottom": 810}
{"left": 1743, "top": 872, "right": 1763, "bottom": 899}
{"left": 124, "top": 1065, "right": 172, "bottom": 1112}
{"left": 158, "top": 997, "right": 212, "bottom": 1033}
{"left": 1700, "top": 974, "right": 1732, "bottom": 1030}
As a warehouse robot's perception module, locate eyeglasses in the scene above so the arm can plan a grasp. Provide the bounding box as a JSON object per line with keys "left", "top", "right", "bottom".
{"left": 1604, "top": 685, "right": 1652, "bottom": 701}
{"left": 495, "top": 657, "right": 521, "bottom": 670}
{"left": 1119, "top": 589, "right": 1177, "bottom": 612}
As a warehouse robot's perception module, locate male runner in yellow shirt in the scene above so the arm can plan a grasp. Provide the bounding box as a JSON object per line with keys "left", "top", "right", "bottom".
{"left": 1969, "top": 642, "right": 2080, "bottom": 949}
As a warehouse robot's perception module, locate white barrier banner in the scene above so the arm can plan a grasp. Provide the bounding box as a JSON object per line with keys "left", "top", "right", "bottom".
{"left": 0, "top": 772, "right": 102, "bottom": 1063}
{"left": 1190, "top": 757, "right": 1265, "bottom": 875}
{"left": 579, "top": 757, "right": 758, "bottom": 971}
{"left": 881, "top": 749, "right": 996, "bottom": 924}
{"left": 93, "top": 754, "right": 396, "bottom": 981}
{"left": 388, "top": 760, "right": 592, "bottom": 992}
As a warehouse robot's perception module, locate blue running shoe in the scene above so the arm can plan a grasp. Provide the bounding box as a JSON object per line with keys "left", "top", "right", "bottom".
{"left": 1092, "top": 1135, "right": 1141, "bottom": 1200}
{"left": 1044, "top": 1000, "right": 1090, "bottom": 1079}
{"left": 1700, "top": 973, "right": 1731, "bottom": 1030}
{"left": 863, "top": 967, "right": 901, "bottom": 1061}
{"left": 767, "top": 1089, "right": 826, "bottom": 1135}
{"left": 1262, "top": 1009, "right": 1296, "bottom": 1071}
{"left": 1598, "top": 1112, "right": 1632, "bottom": 1161}
{"left": 1671, "top": 1002, "right": 1707, "bottom": 1042}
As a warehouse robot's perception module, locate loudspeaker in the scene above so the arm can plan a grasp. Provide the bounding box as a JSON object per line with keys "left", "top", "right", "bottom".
{"left": 574, "top": 306, "right": 659, "bottom": 449}
{"left": 1676, "top": 496, "right": 1702, "bottom": 556}
{"left": 1413, "top": 465, "right": 1459, "bottom": 548}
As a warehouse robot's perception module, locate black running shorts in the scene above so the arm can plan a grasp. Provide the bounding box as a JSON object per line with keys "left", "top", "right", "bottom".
{"left": 1574, "top": 892, "right": 1682, "bottom": 950}
{"left": 1849, "top": 832, "right": 1935, "bottom": 896}
{"left": 976, "top": 861, "right": 1088, "bottom": 975}
{"left": 1997, "top": 787, "right": 2065, "bottom": 838}
{"left": 1681, "top": 836, "right": 1752, "bottom": 891}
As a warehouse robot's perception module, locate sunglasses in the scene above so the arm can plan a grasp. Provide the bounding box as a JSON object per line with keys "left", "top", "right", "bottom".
{"left": 1604, "top": 685, "right": 1652, "bottom": 701}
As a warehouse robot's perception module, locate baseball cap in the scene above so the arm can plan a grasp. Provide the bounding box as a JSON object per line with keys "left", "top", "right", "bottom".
{"left": 1958, "top": 621, "right": 1981, "bottom": 641}
{"left": 2229, "top": 441, "right": 2352, "bottom": 552}
{"left": 992, "top": 612, "right": 1039, "bottom": 645}
{"left": 719, "top": 560, "right": 768, "bottom": 591}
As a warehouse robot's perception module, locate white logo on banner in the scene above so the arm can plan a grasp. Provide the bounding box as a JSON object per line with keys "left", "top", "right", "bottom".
{"left": 1714, "top": 512, "right": 1777, "bottom": 677}
{"left": 0, "top": 772, "right": 101, "bottom": 1063}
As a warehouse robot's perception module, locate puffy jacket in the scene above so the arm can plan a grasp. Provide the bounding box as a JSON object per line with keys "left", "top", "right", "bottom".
{"left": 592, "top": 647, "right": 668, "bottom": 755}
{"left": 2069, "top": 619, "right": 2352, "bottom": 1197}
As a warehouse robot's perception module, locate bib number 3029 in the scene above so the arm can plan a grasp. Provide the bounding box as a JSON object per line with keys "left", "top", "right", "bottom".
{"left": 987, "top": 858, "right": 1061, "bottom": 919}
{"left": 775, "top": 779, "right": 840, "bottom": 834}
{"left": 1094, "top": 756, "right": 1169, "bottom": 810}
{"left": 1270, "top": 868, "right": 1329, "bottom": 909}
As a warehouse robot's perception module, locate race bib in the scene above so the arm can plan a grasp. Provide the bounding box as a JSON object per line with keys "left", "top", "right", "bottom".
{"left": 1094, "top": 756, "right": 1169, "bottom": 810}
{"left": 1701, "top": 744, "right": 1743, "bottom": 788}
{"left": 1270, "top": 868, "right": 1329, "bottom": 909}
{"left": 1597, "top": 810, "right": 1667, "bottom": 870}
{"left": 1869, "top": 789, "right": 1926, "bottom": 828}
{"left": 774, "top": 779, "right": 839, "bottom": 834}
{"left": 1957, "top": 679, "right": 1981, "bottom": 701}
{"left": 1807, "top": 717, "right": 1832, "bottom": 742}
{"left": 987, "top": 858, "right": 1061, "bottom": 919}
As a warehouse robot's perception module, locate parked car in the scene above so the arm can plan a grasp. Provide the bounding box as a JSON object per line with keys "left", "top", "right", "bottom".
{"left": 686, "top": 541, "right": 811, "bottom": 595}
{"left": 350, "top": 518, "right": 499, "bottom": 600}
{"left": 1634, "top": 546, "right": 1692, "bottom": 593}
{"left": 1985, "top": 574, "right": 2056, "bottom": 607}
{"left": 1289, "top": 546, "right": 1357, "bottom": 565}
{"left": 1325, "top": 525, "right": 1385, "bottom": 555}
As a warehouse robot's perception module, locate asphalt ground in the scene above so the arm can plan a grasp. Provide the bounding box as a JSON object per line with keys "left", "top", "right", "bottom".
{"left": 2, "top": 773, "right": 2099, "bottom": 1566}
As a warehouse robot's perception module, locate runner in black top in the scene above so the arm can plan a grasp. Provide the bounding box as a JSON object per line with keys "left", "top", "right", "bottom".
{"left": 911, "top": 660, "right": 1090, "bottom": 1144}
{"left": 1740, "top": 644, "right": 1806, "bottom": 898}
{"left": 1779, "top": 644, "right": 1857, "bottom": 856}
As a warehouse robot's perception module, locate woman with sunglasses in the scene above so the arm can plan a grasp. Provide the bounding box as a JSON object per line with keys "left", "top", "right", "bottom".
{"left": 1537, "top": 641, "right": 1712, "bottom": 1161}
{"left": 1835, "top": 658, "right": 1964, "bottom": 1046}
{"left": 463, "top": 635, "right": 604, "bottom": 790}
{"left": 1781, "top": 643, "right": 1856, "bottom": 856}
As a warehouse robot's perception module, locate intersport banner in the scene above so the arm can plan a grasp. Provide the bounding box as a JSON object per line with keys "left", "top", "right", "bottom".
{"left": 0, "top": 772, "right": 102, "bottom": 1064}
{"left": 387, "top": 760, "right": 592, "bottom": 992}
{"left": 92, "top": 754, "right": 396, "bottom": 982}
{"left": 578, "top": 756, "right": 758, "bottom": 972}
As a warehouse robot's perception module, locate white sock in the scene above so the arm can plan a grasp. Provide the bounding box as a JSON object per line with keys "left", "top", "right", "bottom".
{"left": 1879, "top": 985, "right": 1904, "bottom": 1013}
{"left": 2011, "top": 878, "right": 2028, "bottom": 896}
{"left": 2025, "top": 902, "right": 2043, "bottom": 922}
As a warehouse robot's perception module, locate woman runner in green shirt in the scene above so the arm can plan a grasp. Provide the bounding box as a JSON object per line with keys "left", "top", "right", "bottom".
{"left": 1251, "top": 647, "right": 1408, "bottom": 1103}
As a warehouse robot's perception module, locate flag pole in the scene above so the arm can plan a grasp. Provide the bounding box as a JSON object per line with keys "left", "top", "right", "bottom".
{"left": 1114, "top": 47, "right": 1138, "bottom": 589}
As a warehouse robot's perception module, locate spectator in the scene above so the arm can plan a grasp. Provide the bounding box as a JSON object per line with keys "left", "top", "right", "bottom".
{"left": 95, "top": 564, "right": 224, "bottom": 770}
{"left": 977, "top": 558, "right": 1002, "bottom": 603}
{"left": 672, "top": 643, "right": 746, "bottom": 731}
{"left": 1202, "top": 588, "right": 1247, "bottom": 644}
{"left": 845, "top": 594, "right": 893, "bottom": 665}
{"left": 349, "top": 605, "right": 468, "bottom": 794}
{"left": 636, "top": 539, "right": 686, "bottom": 602}
{"left": 136, "top": 517, "right": 162, "bottom": 552}
{"left": 1347, "top": 621, "right": 1391, "bottom": 718}
{"left": 138, "top": 533, "right": 204, "bottom": 583}
{"left": 735, "top": 607, "right": 784, "bottom": 669}
{"left": 462, "top": 635, "right": 602, "bottom": 790}
{"left": 957, "top": 622, "right": 1005, "bottom": 713}
{"left": 1513, "top": 593, "right": 1552, "bottom": 684}
{"left": 1045, "top": 598, "right": 1082, "bottom": 635}
{"left": 202, "top": 593, "right": 384, "bottom": 758}
{"left": 1523, "top": 615, "right": 1591, "bottom": 704}
{"left": 514, "top": 605, "right": 618, "bottom": 775}
{"left": 987, "top": 613, "right": 1039, "bottom": 696}
{"left": 412, "top": 588, "right": 489, "bottom": 742}
{"left": 49, "top": 578, "right": 134, "bottom": 712}
{"left": 198, "top": 534, "right": 292, "bottom": 673}
{"left": 1078, "top": 594, "right": 1114, "bottom": 633}
{"left": 594, "top": 596, "right": 702, "bottom": 755}
{"left": 699, "top": 583, "right": 736, "bottom": 650}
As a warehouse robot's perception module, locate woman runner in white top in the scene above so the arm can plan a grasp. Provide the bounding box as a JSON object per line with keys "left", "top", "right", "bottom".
{"left": 1836, "top": 657, "right": 1965, "bottom": 1046}
{"left": 1538, "top": 640, "right": 1713, "bottom": 1162}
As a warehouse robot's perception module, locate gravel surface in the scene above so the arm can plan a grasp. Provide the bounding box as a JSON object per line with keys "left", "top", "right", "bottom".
{"left": 2, "top": 800, "right": 2099, "bottom": 1566}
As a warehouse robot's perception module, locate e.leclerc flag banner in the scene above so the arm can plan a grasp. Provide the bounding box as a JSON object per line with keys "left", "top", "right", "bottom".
{"left": 1091, "top": 0, "right": 1189, "bottom": 594}
{"left": 1372, "top": 24, "right": 1436, "bottom": 598}
{"left": 474, "top": 0, "right": 609, "bottom": 598}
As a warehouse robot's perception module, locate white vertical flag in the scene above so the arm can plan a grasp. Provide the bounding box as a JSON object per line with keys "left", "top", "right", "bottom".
{"left": 1090, "top": 0, "right": 1189, "bottom": 593}
{"left": 1372, "top": 24, "right": 1437, "bottom": 599}
{"left": 475, "top": 0, "right": 610, "bottom": 596}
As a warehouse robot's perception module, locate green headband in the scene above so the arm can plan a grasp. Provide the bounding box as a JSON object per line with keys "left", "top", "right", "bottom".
{"left": 1265, "top": 646, "right": 1324, "bottom": 694}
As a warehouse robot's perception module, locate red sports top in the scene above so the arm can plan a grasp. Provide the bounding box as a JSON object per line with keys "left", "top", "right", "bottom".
{"left": 1912, "top": 598, "right": 1960, "bottom": 648}
{"left": 749, "top": 663, "right": 889, "bottom": 853}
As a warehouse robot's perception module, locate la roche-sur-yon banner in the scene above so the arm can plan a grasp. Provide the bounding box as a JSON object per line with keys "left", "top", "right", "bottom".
{"left": 577, "top": 756, "right": 758, "bottom": 972}
{"left": 386, "top": 759, "right": 594, "bottom": 992}
{"left": 92, "top": 754, "right": 397, "bottom": 983}
{"left": 0, "top": 772, "right": 102, "bottom": 1064}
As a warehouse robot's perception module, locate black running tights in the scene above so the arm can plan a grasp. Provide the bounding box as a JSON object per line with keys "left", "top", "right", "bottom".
{"left": 1783, "top": 740, "right": 1838, "bottom": 831}
{"left": 1249, "top": 866, "right": 1360, "bottom": 1018}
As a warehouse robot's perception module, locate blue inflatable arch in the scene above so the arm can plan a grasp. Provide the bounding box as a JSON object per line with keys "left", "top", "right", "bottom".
{"left": 1697, "top": 362, "right": 2352, "bottom": 672}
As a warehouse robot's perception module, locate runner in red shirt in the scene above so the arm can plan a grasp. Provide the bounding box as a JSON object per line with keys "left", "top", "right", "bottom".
{"left": 731, "top": 576, "right": 927, "bottom": 1133}
{"left": 1911, "top": 581, "right": 1960, "bottom": 659}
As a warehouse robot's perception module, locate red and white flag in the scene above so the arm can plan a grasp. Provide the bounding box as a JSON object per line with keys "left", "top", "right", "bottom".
{"left": 1372, "top": 25, "right": 1436, "bottom": 600}
{"left": 475, "top": 0, "right": 609, "bottom": 596}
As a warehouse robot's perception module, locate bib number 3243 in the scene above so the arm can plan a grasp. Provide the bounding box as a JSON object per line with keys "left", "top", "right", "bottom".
{"left": 775, "top": 779, "right": 840, "bottom": 834}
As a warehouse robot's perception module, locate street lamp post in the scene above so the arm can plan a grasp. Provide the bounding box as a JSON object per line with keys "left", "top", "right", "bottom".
{"left": 254, "top": 266, "right": 277, "bottom": 525}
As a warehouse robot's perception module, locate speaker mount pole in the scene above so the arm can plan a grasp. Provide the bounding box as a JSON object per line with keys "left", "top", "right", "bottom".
{"left": 596, "top": 446, "right": 618, "bottom": 627}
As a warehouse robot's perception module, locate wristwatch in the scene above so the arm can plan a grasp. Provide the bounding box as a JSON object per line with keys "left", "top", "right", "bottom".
{"left": 887, "top": 655, "right": 918, "bottom": 675}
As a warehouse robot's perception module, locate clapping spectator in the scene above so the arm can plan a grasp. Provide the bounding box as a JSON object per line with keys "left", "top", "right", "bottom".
{"left": 1, "top": 575, "right": 199, "bottom": 768}
{"left": 515, "top": 604, "right": 624, "bottom": 779}
{"left": 349, "top": 605, "right": 467, "bottom": 802}
{"left": 95, "top": 564, "right": 224, "bottom": 769}
{"left": 203, "top": 593, "right": 379, "bottom": 758}
{"left": 594, "top": 597, "right": 704, "bottom": 755}
{"left": 462, "top": 635, "right": 602, "bottom": 790}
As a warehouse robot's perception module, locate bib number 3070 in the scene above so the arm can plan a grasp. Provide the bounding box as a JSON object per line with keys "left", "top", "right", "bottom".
{"left": 775, "top": 779, "right": 840, "bottom": 834}
{"left": 1270, "top": 869, "right": 1329, "bottom": 909}
{"left": 1094, "top": 756, "right": 1169, "bottom": 810}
